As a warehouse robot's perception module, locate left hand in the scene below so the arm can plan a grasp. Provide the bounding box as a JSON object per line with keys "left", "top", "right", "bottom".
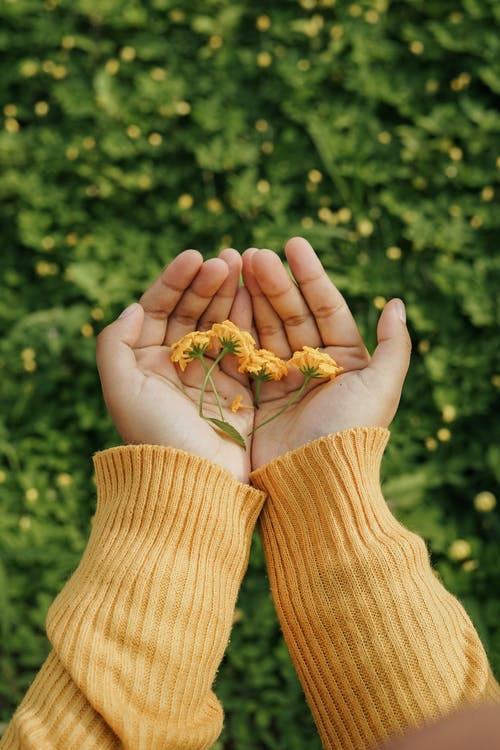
{"left": 242, "top": 237, "right": 412, "bottom": 470}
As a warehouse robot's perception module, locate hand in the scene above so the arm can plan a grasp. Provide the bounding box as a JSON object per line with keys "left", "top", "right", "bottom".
{"left": 96, "top": 249, "right": 254, "bottom": 483}
{"left": 242, "top": 237, "right": 412, "bottom": 470}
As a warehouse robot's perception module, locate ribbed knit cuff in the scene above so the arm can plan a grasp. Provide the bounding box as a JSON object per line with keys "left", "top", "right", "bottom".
{"left": 250, "top": 427, "right": 393, "bottom": 548}
{"left": 3, "top": 445, "right": 266, "bottom": 750}
{"left": 251, "top": 428, "right": 496, "bottom": 750}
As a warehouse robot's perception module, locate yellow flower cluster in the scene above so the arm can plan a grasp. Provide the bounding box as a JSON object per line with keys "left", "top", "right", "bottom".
{"left": 238, "top": 347, "right": 289, "bottom": 381}
{"left": 170, "top": 330, "right": 212, "bottom": 371}
{"left": 288, "top": 346, "right": 344, "bottom": 380}
{"left": 170, "top": 323, "right": 343, "bottom": 383}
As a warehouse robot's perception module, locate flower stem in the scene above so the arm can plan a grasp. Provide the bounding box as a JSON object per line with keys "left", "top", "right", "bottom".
{"left": 248, "top": 374, "right": 312, "bottom": 435}
{"left": 198, "top": 350, "right": 228, "bottom": 420}
{"left": 253, "top": 376, "right": 263, "bottom": 408}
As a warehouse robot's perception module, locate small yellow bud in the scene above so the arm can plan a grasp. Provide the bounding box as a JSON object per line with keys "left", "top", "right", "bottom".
{"left": 441, "top": 405, "right": 456, "bottom": 422}
{"left": 52, "top": 65, "right": 67, "bottom": 79}
{"left": 256, "top": 15, "right": 271, "bottom": 31}
{"left": 20, "top": 60, "right": 39, "bottom": 77}
{"left": 448, "top": 539, "right": 471, "bottom": 561}
{"left": 5, "top": 118, "right": 20, "bottom": 133}
{"left": 474, "top": 491, "right": 496, "bottom": 513}
{"left": 377, "top": 131, "right": 392, "bottom": 145}
{"left": 257, "top": 179, "right": 270, "bottom": 194}
{"left": 462, "top": 559, "right": 478, "bottom": 572}
{"left": 120, "top": 46, "right": 136, "bottom": 62}
{"left": 56, "top": 473, "right": 74, "bottom": 488}
{"left": 62, "top": 35, "right": 75, "bottom": 49}
{"left": 174, "top": 101, "right": 191, "bottom": 115}
{"left": 410, "top": 40, "right": 424, "bottom": 55}
{"left": 386, "top": 246, "right": 402, "bottom": 260}
{"left": 337, "top": 207, "right": 352, "bottom": 223}
{"left": 178, "top": 193, "right": 194, "bottom": 210}
{"left": 19, "top": 516, "right": 32, "bottom": 532}
{"left": 150, "top": 67, "right": 166, "bottom": 81}
{"left": 373, "top": 296, "right": 386, "bottom": 310}
{"left": 66, "top": 146, "right": 79, "bottom": 160}
{"left": 105, "top": 59, "right": 120, "bottom": 75}
{"left": 425, "top": 437, "right": 438, "bottom": 451}
{"left": 417, "top": 341, "right": 430, "bottom": 356}
{"left": 35, "top": 101, "right": 50, "bottom": 116}
{"left": 25, "top": 488, "right": 39, "bottom": 503}
{"left": 81, "top": 323, "right": 94, "bottom": 337}
{"left": 437, "top": 427, "right": 451, "bottom": 442}
{"left": 308, "top": 169, "right": 323, "bottom": 184}
{"left": 257, "top": 51, "right": 272, "bottom": 67}
{"left": 206, "top": 198, "right": 223, "bottom": 213}
{"left": 357, "top": 219, "right": 374, "bottom": 237}
{"left": 148, "top": 132, "right": 163, "bottom": 146}
{"left": 126, "top": 124, "right": 141, "bottom": 139}
{"left": 481, "top": 186, "right": 494, "bottom": 202}
{"left": 41, "top": 236, "right": 55, "bottom": 251}
{"left": 209, "top": 35, "right": 223, "bottom": 49}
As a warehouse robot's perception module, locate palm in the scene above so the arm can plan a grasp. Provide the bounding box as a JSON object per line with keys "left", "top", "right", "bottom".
{"left": 243, "top": 238, "right": 410, "bottom": 471}
{"left": 132, "top": 346, "right": 254, "bottom": 479}
{"left": 252, "top": 348, "right": 377, "bottom": 469}
{"left": 98, "top": 248, "right": 254, "bottom": 484}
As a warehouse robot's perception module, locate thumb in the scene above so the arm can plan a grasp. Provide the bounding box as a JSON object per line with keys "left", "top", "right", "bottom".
{"left": 96, "top": 303, "right": 145, "bottom": 408}
{"left": 367, "top": 299, "right": 412, "bottom": 414}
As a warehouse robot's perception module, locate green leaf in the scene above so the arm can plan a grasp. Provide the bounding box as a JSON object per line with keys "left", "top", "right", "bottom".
{"left": 206, "top": 418, "right": 246, "bottom": 449}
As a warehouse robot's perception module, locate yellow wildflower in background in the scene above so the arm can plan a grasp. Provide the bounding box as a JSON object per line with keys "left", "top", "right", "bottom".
{"left": 288, "top": 346, "right": 343, "bottom": 380}
{"left": 238, "top": 348, "right": 288, "bottom": 381}
{"left": 170, "top": 331, "right": 212, "bottom": 371}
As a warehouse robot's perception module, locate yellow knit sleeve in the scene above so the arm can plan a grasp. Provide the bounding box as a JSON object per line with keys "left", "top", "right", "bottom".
{"left": 250, "top": 427, "right": 500, "bottom": 750}
{"left": 1, "top": 445, "right": 265, "bottom": 750}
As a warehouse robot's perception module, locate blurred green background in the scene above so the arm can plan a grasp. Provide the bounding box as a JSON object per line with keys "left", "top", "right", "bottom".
{"left": 1, "top": 0, "right": 499, "bottom": 746}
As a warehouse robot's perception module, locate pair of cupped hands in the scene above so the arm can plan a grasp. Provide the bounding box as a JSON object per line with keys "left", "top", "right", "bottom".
{"left": 96, "top": 237, "right": 411, "bottom": 484}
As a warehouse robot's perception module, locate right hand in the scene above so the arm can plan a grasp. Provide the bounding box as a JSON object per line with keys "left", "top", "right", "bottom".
{"left": 242, "top": 237, "right": 412, "bottom": 470}
{"left": 96, "top": 249, "right": 255, "bottom": 484}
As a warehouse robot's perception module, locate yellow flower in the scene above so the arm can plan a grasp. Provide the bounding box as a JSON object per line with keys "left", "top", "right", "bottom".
{"left": 288, "top": 346, "right": 343, "bottom": 380}
{"left": 210, "top": 320, "right": 255, "bottom": 357}
{"left": 238, "top": 348, "right": 288, "bottom": 381}
{"left": 170, "top": 331, "right": 212, "bottom": 371}
{"left": 230, "top": 395, "right": 254, "bottom": 413}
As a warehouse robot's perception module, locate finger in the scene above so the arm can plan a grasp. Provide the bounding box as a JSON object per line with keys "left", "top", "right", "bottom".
{"left": 165, "top": 257, "right": 229, "bottom": 344}
{"left": 219, "top": 285, "right": 254, "bottom": 384}
{"left": 284, "top": 237, "right": 367, "bottom": 357}
{"left": 96, "top": 303, "right": 145, "bottom": 414}
{"left": 198, "top": 248, "right": 242, "bottom": 330}
{"left": 365, "top": 299, "right": 412, "bottom": 418}
{"left": 242, "top": 248, "right": 292, "bottom": 358}
{"left": 137, "top": 249, "right": 203, "bottom": 348}
{"left": 251, "top": 248, "right": 323, "bottom": 352}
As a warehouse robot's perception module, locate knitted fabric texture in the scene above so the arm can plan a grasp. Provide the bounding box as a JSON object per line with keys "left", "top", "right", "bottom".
{"left": 1, "top": 445, "right": 265, "bottom": 750}
{"left": 251, "top": 427, "right": 500, "bottom": 749}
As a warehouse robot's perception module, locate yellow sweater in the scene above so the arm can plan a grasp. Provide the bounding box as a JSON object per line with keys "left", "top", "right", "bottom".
{"left": 1, "top": 428, "right": 499, "bottom": 749}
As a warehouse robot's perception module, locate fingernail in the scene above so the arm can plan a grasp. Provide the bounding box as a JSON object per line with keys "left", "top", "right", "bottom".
{"left": 118, "top": 303, "right": 138, "bottom": 319}
{"left": 394, "top": 299, "right": 406, "bottom": 323}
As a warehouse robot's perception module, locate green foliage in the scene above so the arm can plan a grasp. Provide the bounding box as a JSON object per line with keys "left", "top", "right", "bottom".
{"left": 1, "top": 0, "right": 499, "bottom": 745}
